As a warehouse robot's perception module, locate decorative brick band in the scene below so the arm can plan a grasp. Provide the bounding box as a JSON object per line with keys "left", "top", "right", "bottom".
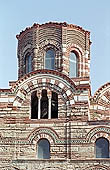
{"left": 13, "top": 71, "right": 79, "bottom": 107}
{"left": 86, "top": 126, "right": 110, "bottom": 142}
{"left": 91, "top": 82, "right": 110, "bottom": 103}
{"left": 28, "top": 127, "right": 59, "bottom": 144}
{"left": 83, "top": 164, "right": 110, "bottom": 170}
{"left": 0, "top": 126, "right": 110, "bottom": 145}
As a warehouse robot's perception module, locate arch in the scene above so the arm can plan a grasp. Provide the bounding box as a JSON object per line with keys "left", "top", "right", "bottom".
{"left": 13, "top": 70, "right": 76, "bottom": 107}
{"left": 28, "top": 127, "right": 59, "bottom": 144}
{"left": 39, "top": 39, "right": 62, "bottom": 51}
{"left": 84, "top": 164, "right": 110, "bottom": 170}
{"left": 90, "top": 82, "right": 110, "bottom": 121}
{"left": 95, "top": 137, "right": 109, "bottom": 158}
{"left": 66, "top": 43, "right": 88, "bottom": 77}
{"left": 86, "top": 126, "right": 110, "bottom": 143}
{"left": 37, "top": 138, "right": 50, "bottom": 159}
{"left": 69, "top": 51, "right": 78, "bottom": 78}
{"left": 45, "top": 49, "right": 55, "bottom": 70}
{"left": 92, "top": 82, "right": 110, "bottom": 102}
{"left": 42, "top": 42, "right": 62, "bottom": 70}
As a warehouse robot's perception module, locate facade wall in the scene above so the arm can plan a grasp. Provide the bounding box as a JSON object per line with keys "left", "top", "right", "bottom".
{"left": 0, "top": 22, "right": 110, "bottom": 170}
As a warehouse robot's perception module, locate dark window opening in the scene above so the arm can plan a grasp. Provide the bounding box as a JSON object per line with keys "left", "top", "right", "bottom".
{"left": 37, "top": 139, "right": 50, "bottom": 159}
{"left": 51, "top": 92, "right": 58, "bottom": 118}
{"left": 25, "top": 53, "right": 32, "bottom": 74}
{"left": 41, "top": 90, "right": 48, "bottom": 119}
{"left": 31, "top": 91, "right": 38, "bottom": 119}
{"left": 96, "top": 137, "right": 109, "bottom": 158}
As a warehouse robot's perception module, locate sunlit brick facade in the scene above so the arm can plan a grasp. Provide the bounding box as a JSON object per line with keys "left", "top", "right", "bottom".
{"left": 0, "top": 22, "right": 110, "bottom": 170}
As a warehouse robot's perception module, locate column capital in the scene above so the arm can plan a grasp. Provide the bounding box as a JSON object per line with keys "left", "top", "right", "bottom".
{"left": 47, "top": 90, "right": 52, "bottom": 98}
{"left": 37, "top": 90, "right": 41, "bottom": 98}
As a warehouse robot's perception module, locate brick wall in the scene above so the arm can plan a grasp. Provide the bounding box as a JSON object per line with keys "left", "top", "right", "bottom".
{"left": 0, "top": 22, "right": 110, "bottom": 170}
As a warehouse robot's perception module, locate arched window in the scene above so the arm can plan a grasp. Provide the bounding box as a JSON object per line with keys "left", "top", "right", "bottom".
{"left": 69, "top": 51, "right": 78, "bottom": 78}
{"left": 25, "top": 53, "right": 32, "bottom": 73}
{"left": 41, "top": 90, "right": 48, "bottom": 119}
{"left": 31, "top": 90, "right": 58, "bottom": 120}
{"left": 51, "top": 92, "right": 58, "bottom": 118}
{"left": 45, "top": 49, "right": 55, "bottom": 70}
{"left": 96, "top": 137, "right": 109, "bottom": 158}
{"left": 37, "top": 139, "right": 50, "bottom": 159}
{"left": 31, "top": 91, "right": 38, "bottom": 119}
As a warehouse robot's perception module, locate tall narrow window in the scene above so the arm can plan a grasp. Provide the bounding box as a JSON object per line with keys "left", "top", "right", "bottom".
{"left": 96, "top": 137, "right": 109, "bottom": 158}
{"left": 41, "top": 90, "right": 48, "bottom": 119}
{"left": 31, "top": 91, "right": 38, "bottom": 119}
{"left": 51, "top": 92, "right": 58, "bottom": 118}
{"left": 37, "top": 139, "right": 50, "bottom": 159}
{"left": 25, "top": 54, "right": 32, "bottom": 73}
{"left": 45, "top": 49, "right": 55, "bottom": 70}
{"left": 69, "top": 51, "right": 78, "bottom": 78}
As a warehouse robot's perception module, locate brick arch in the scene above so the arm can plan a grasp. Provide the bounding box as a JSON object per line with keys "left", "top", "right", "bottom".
{"left": 90, "top": 82, "right": 110, "bottom": 121}
{"left": 39, "top": 41, "right": 62, "bottom": 71}
{"left": 92, "top": 82, "right": 110, "bottom": 102}
{"left": 66, "top": 43, "right": 85, "bottom": 77}
{"left": 86, "top": 126, "right": 110, "bottom": 143}
{"left": 28, "top": 127, "right": 59, "bottom": 144}
{"left": 84, "top": 164, "right": 110, "bottom": 170}
{"left": 91, "top": 82, "right": 110, "bottom": 108}
{"left": 39, "top": 39, "right": 62, "bottom": 51}
{"left": 23, "top": 47, "right": 32, "bottom": 56}
{"left": 13, "top": 70, "right": 76, "bottom": 107}
{"left": 66, "top": 43, "right": 83, "bottom": 56}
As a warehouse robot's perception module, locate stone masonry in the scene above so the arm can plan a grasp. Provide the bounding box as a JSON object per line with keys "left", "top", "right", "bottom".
{"left": 0, "top": 22, "right": 110, "bottom": 170}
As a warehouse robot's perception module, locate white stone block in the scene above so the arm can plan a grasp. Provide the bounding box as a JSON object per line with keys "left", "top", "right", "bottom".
{"left": 84, "top": 50, "right": 89, "bottom": 58}
{"left": 42, "top": 78, "right": 46, "bottom": 83}
{"left": 102, "top": 95, "right": 109, "bottom": 102}
{"left": 74, "top": 96, "right": 78, "bottom": 101}
{"left": 70, "top": 100, "right": 75, "bottom": 105}
{"left": 50, "top": 79, "right": 55, "bottom": 84}
{"left": 78, "top": 96, "right": 88, "bottom": 101}
{"left": 0, "top": 98, "right": 8, "bottom": 102}
{"left": 13, "top": 100, "right": 21, "bottom": 107}
{"left": 8, "top": 98, "right": 14, "bottom": 102}
{"left": 80, "top": 81, "right": 89, "bottom": 84}
{"left": 66, "top": 90, "right": 71, "bottom": 96}
{"left": 32, "top": 80, "right": 37, "bottom": 85}
{"left": 59, "top": 83, "right": 64, "bottom": 89}
{"left": 62, "top": 44, "right": 67, "bottom": 52}
{"left": 23, "top": 84, "right": 28, "bottom": 90}
{"left": 94, "top": 105, "right": 97, "bottom": 110}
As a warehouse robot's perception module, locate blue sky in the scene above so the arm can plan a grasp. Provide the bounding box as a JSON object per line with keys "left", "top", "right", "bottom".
{"left": 0, "top": 0, "right": 110, "bottom": 95}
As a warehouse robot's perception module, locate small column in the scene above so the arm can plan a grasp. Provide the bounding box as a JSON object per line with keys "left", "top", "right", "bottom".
{"left": 37, "top": 91, "right": 41, "bottom": 119}
{"left": 38, "top": 97, "right": 41, "bottom": 119}
{"left": 47, "top": 90, "right": 52, "bottom": 119}
{"left": 48, "top": 96, "right": 51, "bottom": 119}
